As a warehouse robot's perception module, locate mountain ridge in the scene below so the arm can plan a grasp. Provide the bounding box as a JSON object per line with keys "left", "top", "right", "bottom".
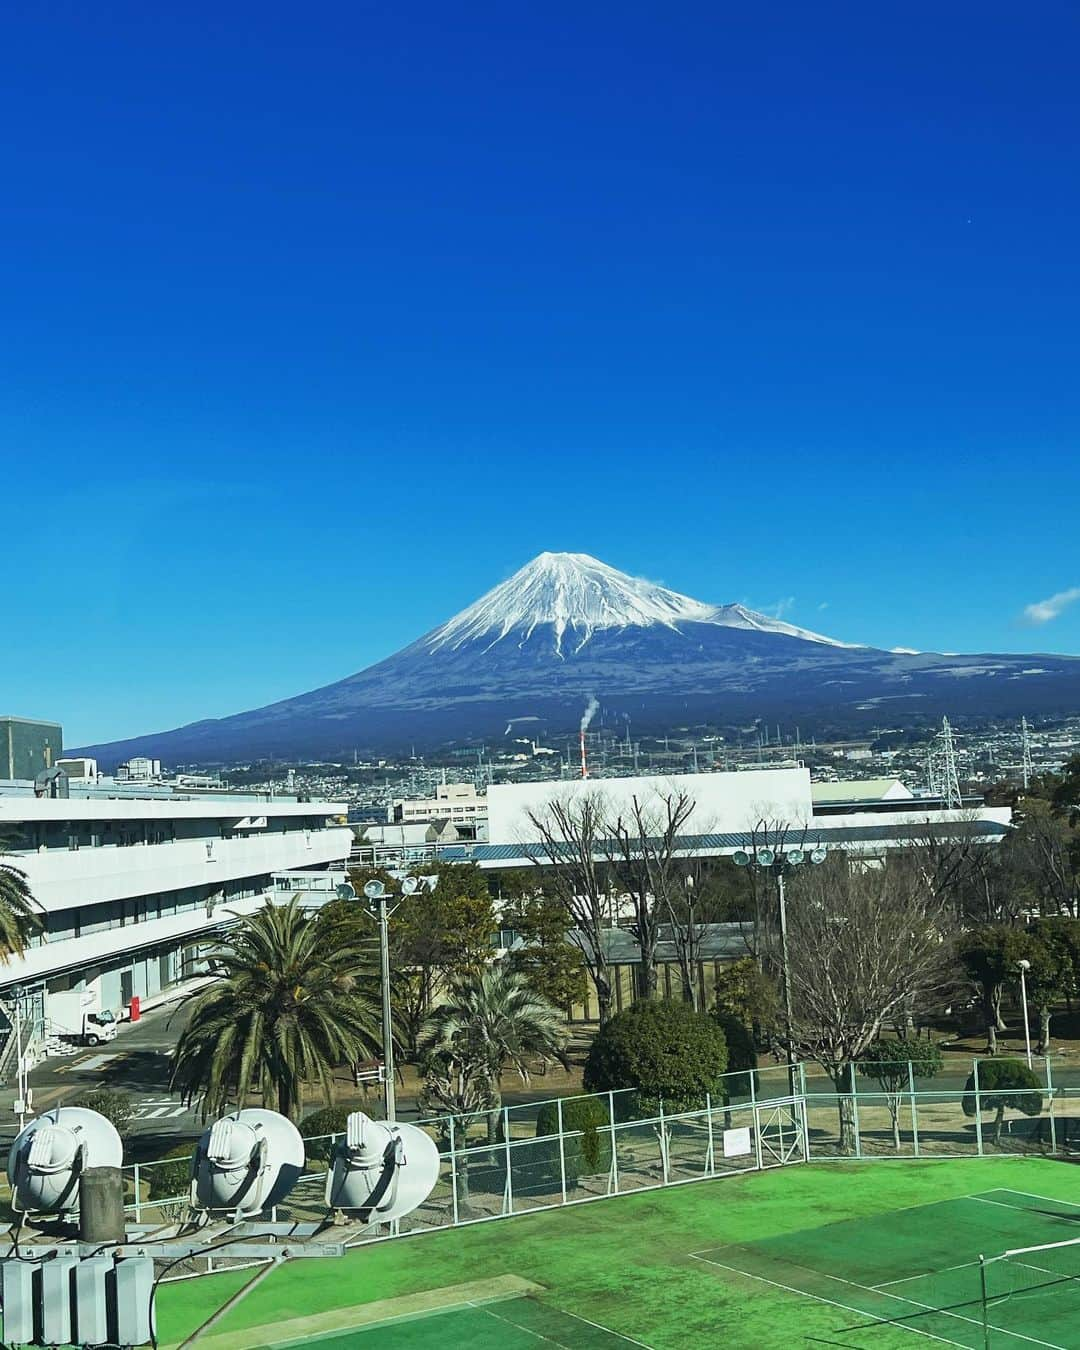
{"left": 73, "top": 552, "right": 1080, "bottom": 765}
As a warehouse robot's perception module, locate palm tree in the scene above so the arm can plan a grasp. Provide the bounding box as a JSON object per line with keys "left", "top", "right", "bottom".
{"left": 0, "top": 833, "right": 42, "bottom": 960}
{"left": 420, "top": 965, "right": 567, "bottom": 1142}
{"left": 171, "top": 899, "right": 381, "bottom": 1121}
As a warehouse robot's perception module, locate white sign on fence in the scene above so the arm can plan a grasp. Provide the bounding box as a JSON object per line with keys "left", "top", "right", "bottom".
{"left": 723, "top": 1126, "right": 752, "bottom": 1159}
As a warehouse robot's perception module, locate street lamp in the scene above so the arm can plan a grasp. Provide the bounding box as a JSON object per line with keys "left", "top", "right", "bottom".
{"left": 336, "top": 874, "right": 433, "bottom": 1122}
{"left": 733, "top": 839, "right": 829, "bottom": 1094}
{"left": 1016, "top": 958, "right": 1033, "bottom": 1069}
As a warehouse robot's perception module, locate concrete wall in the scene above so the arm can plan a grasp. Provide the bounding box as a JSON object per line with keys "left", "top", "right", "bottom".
{"left": 487, "top": 766, "right": 813, "bottom": 846}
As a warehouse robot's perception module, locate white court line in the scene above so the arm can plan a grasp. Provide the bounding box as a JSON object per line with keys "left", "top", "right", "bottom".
{"left": 474, "top": 1303, "right": 571, "bottom": 1347}
{"left": 986, "top": 1189, "right": 1080, "bottom": 1212}
{"left": 472, "top": 1299, "right": 654, "bottom": 1349}
{"left": 688, "top": 1253, "right": 966, "bottom": 1348}
{"left": 551, "top": 1305, "right": 655, "bottom": 1348}
{"left": 691, "top": 1252, "right": 1064, "bottom": 1349}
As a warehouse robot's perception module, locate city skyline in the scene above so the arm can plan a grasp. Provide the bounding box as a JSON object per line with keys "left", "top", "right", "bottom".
{"left": 3, "top": 4, "right": 1079, "bottom": 742}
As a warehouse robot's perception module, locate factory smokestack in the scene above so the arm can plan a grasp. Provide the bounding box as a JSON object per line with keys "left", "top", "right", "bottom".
{"left": 579, "top": 696, "right": 599, "bottom": 780}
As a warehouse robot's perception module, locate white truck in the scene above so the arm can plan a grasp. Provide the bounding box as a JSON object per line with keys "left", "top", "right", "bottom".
{"left": 47, "top": 990, "right": 119, "bottom": 1048}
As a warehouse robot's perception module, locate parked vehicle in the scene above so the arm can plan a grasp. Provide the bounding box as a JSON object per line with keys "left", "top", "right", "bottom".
{"left": 47, "top": 991, "right": 119, "bottom": 1047}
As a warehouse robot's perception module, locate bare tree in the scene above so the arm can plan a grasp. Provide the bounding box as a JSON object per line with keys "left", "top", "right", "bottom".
{"left": 523, "top": 794, "right": 617, "bottom": 1024}
{"left": 784, "top": 856, "right": 955, "bottom": 1151}
{"left": 603, "top": 789, "right": 696, "bottom": 1001}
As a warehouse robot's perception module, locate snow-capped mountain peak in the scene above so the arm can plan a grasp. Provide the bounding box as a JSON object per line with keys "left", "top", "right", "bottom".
{"left": 424, "top": 551, "right": 853, "bottom": 654}
{"left": 425, "top": 552, "right": 715, "bottom": 654}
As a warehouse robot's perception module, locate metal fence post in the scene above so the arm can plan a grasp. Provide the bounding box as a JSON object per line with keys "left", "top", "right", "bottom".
{"left": 705, "top": 1092, "right": 715, "bottom": 1176}
{"left": 799, "top": 1061, "right": 807, "bottom": 1099}
{"left": 658, "top": 1099, "right": 669, "bottom": 1184}
{"left": 908, "top": 1061, "right": 920, "bottom": 1158}
{"left": 503, "top": 1107, "right": 513, "bottom": 1215}
{"left": 850, "top": 1062, "right": 862, "bottom": 1159}
{"left": 556, "top": 1096, "right": 568, "bottom": 1204}
{"left": 608, "top": 1090, "right": 619, "bottom": 1195}
{"left": 1047, "top": 1056, "right": 1057, "bottom": 1154}
{"left": 974, "top": 1059, "right": 984, "bottom": 1156}
{"left": 449, "top": 1116, "right": 459, "bottom": 1227}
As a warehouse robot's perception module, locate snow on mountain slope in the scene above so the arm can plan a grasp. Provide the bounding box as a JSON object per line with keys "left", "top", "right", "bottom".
{"left": 424, "top": 552, "right": 853, "bottom": 655}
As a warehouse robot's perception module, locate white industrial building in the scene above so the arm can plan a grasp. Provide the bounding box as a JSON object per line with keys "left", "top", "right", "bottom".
{"left": 0, "top": 777, "right": 351, "bottom": 1071}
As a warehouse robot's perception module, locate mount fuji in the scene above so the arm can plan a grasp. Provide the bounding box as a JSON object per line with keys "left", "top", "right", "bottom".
{"left": 77, "top": 552, "right": 1080, "bottom": 765}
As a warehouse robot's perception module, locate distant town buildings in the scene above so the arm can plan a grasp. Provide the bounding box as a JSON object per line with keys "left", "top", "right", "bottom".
{"left": 389, "top": 781, "right": 485, "bottom": 825}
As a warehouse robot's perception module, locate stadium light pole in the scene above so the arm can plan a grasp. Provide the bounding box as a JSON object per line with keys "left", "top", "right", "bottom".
{"left": 335, "top": 875, "right": 435, "bottom": 1122}
{"left": 733, "top": 839, "right": 828, "bottom": 1096}
{"left": 1016, "top": 958, "right": 1033, "bottom": 1069}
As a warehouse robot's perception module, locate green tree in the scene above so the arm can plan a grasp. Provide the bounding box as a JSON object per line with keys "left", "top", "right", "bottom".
{"left": 712, "top": 957, "right": 780, "bottom": 1048}
{"left": 0, "top": 833, "right": 42, "bottom": 960}
{"left": 857, "top": 1039, "right": 943, "bottom": 1151}
{"left": 419, "top": 965, "right": 566, "bottom": 1142}
{"left": 390, "top": 863, "right": 495, "bottom": 1056}
{"left": 171, "top": 899, "right": 381, "bottom": 1121}
{"left": 504, "top": 892, "right": 587, "bottom": 1012}
{"left": 583, "top": 1000, "right": 729, "bottom": 1115}
{"left": 534, "top": 1097, "right": 612, "bottom": 1185}
{"left": 958, "top": 925, "right": 1035, "bottom": 1054}
{"left": 962, "top": 1058, "right": 1044, "bottom": 1145}
{"left": 1024, "top": 918, "right": 1080, "bottom": 1054}
{"left": 710, "top": 1012, "right": 758, "bottom": 1100}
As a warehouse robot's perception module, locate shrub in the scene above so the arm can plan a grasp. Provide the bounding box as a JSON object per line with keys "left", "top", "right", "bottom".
{"left": 299, "top": 1105, "right": 353, "bottom": 1161}
{"left": 145, "top": 1143, "right": 193, "bottom": 1201}
{"left": 68, "top": 1089, "right": 134, "bottom": 1139}
{"left": 534, "top": 1097, "right": 612, "bottom": 1185}
{"left": 583, "top": 1001, "right": 728, "bottom": 1115}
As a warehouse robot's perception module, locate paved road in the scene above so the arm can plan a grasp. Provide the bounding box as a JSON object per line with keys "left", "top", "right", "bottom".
{"left": 0, "top": 999, "right": 204, "bottom": 1159}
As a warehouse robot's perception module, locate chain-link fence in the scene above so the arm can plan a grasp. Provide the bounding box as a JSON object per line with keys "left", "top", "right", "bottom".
{"left": 5, "top": 1056, "right": 1073, "bottom": 1276}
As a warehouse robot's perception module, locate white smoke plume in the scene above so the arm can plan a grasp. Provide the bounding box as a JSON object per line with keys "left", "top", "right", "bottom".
{"left": 580, "top": 696, "right": 600, "bottom": 733}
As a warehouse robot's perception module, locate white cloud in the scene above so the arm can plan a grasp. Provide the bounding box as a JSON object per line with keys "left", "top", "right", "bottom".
{"left": 770, "top": 596, "right": 796, "bottom": 620}
{"left": 1021, "top": 587, "right": 1080, "bottom": 626}
{"left": 817, "top": 602, "right": 829, "bottom": 611}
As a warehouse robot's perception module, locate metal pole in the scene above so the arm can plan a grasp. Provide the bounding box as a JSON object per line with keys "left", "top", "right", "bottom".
{"left": 777, "top": 871, "right": 797, "bottom": 1096}
{"left": 979, "top": 1254, "right": 991, "bottom": 1349}
{"left": 1019, "top": 965, "right": 1033, "bottom": 1070}
{"left": 14, "top": 992, "right": 25, "bottom": 1131}
{"left": 378, "top": 897, "right": 396, "bottom": 1122}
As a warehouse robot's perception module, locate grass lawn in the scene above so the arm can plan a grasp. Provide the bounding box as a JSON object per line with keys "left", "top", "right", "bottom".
{"left": 157, "top": 1157, "right": 1080, "bottom": 1348}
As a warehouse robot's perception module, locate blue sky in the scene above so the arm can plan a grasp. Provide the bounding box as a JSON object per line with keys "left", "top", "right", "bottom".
{"left": 4, "top": 2, "right": 1079, "bottom": 745}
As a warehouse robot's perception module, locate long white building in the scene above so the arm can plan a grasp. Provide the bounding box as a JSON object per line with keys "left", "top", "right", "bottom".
{"left": 0, "top": 778, "right": 351, "bottom": 1065}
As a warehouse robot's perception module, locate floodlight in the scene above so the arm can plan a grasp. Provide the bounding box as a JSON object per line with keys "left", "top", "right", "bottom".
{"left": 8, "top": 1108, "right": 122, "bottom": 1215}
{"left": 756, "top": 848, "right": 776, "bottom": 868}
{"left": 786, "top": 848, "right": 805, "bottom": 867}
{"left": 191, "top": 1109, "right": 304, "bottom": 1218}
{"left": 336, "top": 882, "right": 357, "bottom": 902}
{"left": 809, "top": 847, "right": 828, "bottom": 865}
{"left": 363, "top": 880, "right": 386, "bottom": 900}
{"left": 325, "top": 1112, "right": 440, "bottom": 1223}
{"left": 732, "top": 850, "right": 751, "bottom": 867}
{"left": 399, "top": 876, "right": 420, "bottom": 896}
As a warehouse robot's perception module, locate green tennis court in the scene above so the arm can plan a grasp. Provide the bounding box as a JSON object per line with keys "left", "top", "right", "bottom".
{"left": 157, "top": 1159, "right": 1080, "bottom": 1349}
{"left": 275, "top": 1295, "right": 650, "bottom": 1348}
{"left": 693, "top": 1186, "right": 1080, "bottom": 1346}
